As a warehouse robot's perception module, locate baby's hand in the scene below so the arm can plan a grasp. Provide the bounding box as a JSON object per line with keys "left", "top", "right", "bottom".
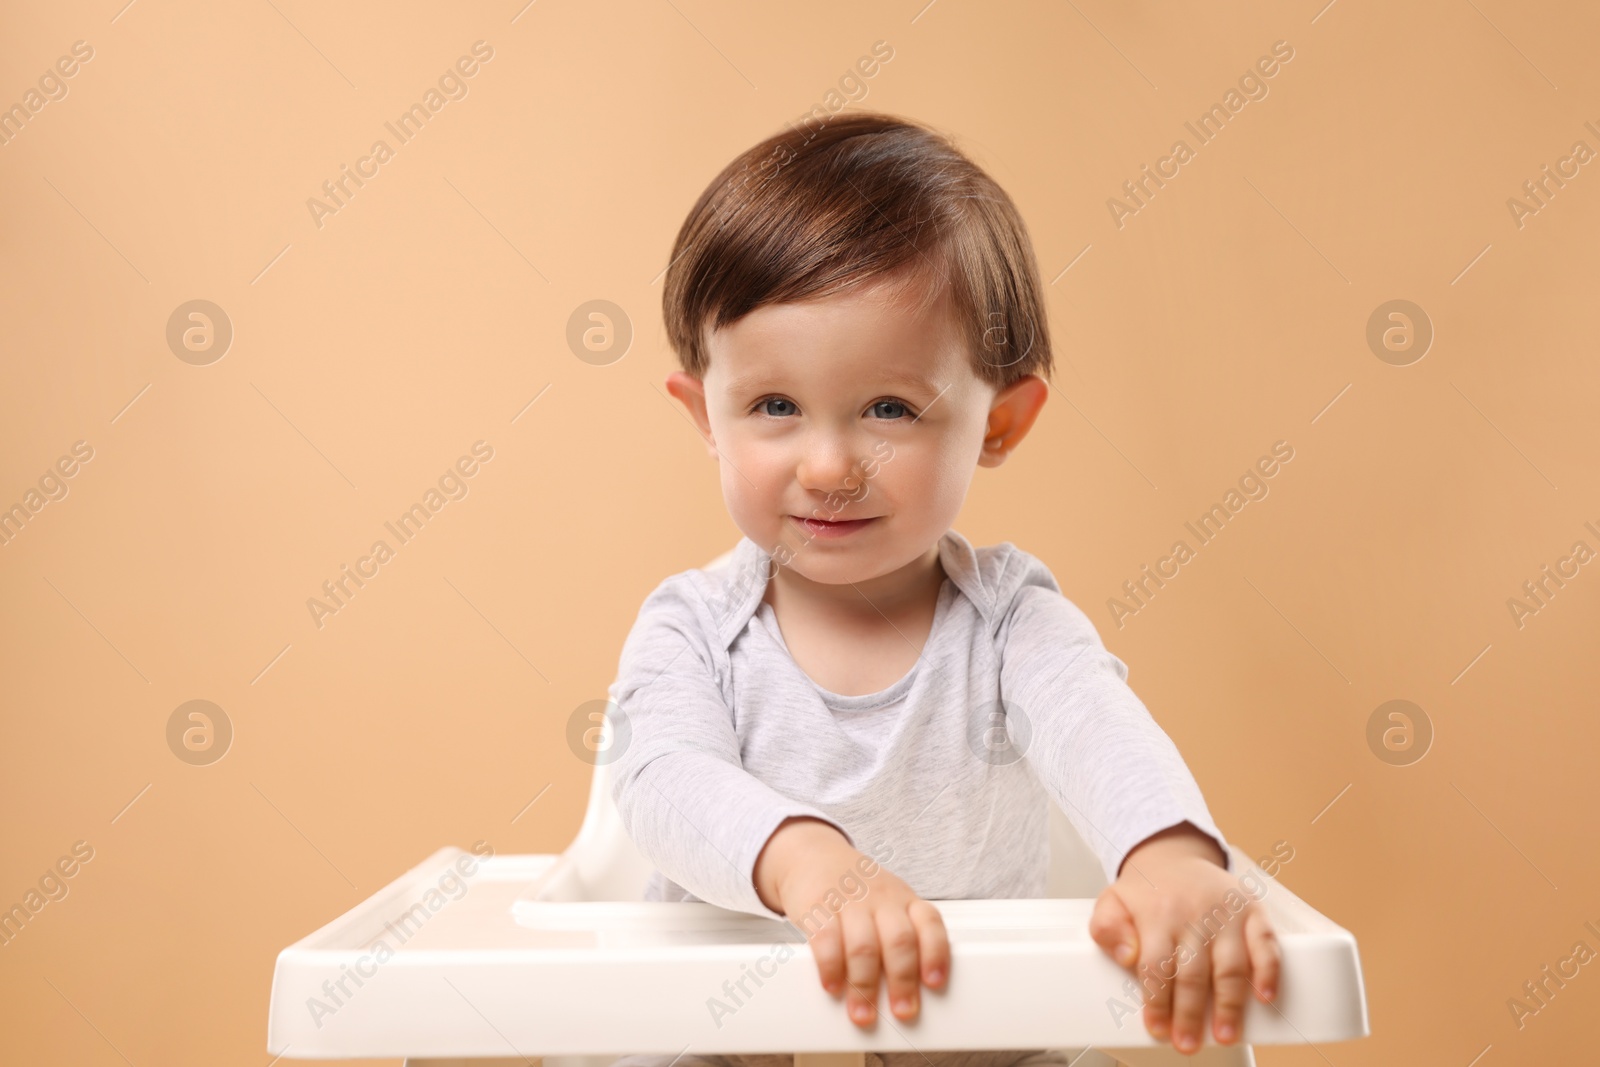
{"left": 753, "top": 817, "right": 949, "bottom": 1027}
{"left": 1088, "top": 823, "right": 1281, "bottom": 1054}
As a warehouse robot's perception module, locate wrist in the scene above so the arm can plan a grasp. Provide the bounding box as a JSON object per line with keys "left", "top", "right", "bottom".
{"left": 1121, "top": 821, "right": 1226, "bottom": 874}
{"left": 754, "top": 816, "right": 849, "bottom": 913}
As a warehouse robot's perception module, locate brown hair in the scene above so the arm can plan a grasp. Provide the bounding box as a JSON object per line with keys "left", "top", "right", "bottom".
{"left": 662, "top": 111, "right": 1053, "bottom": 392}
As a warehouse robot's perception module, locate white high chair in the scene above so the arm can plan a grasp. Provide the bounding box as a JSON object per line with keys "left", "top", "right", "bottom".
{"left": 268, "top": 548, "right": 1369, "bottom": 1067}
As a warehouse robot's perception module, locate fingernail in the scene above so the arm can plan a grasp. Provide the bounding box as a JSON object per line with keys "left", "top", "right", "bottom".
{"left": 1175, "top": 1032, "right": 1196, "bottom": 1052}
{"left": 893, "top": 997, "right": 913, "bottom": 1016}
{"left": 1115, "top": 943, "right": 1135, "bottom": 966}
{"left": 851, "top": 1002, "right": 872, "bottom": 1022}
{"left": 1218, "top": 1023, "right": 1235, "bottom": 1042}
{"left": 927, "top": 968, "right": 944, "bottom": 985}
{"left": 1150, "top": 1020, "right": 1169, "bottom": 1039}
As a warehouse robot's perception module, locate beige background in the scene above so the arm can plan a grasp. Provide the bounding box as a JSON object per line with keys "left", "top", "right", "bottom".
{"left": 3, "top": 0, "right": 1598, "bottom": 1063}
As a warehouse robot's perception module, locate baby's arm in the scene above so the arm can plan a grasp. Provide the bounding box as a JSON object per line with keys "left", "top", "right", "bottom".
{"left": 996, "top": 554, "right": 1280, "bottom": 1053}
{"left": 608, "top": 576, "right": 850, "bottom": 919}
{"left": 609, "top": 576, "right": 948, "bottom": 1026}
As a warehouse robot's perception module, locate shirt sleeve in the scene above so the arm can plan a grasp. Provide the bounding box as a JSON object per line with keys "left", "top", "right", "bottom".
{"left": 996, "top": 549, "right": 1232, "bottom": 882}
{"left": 607, "top": 575, "right": 854, "bottom": 921}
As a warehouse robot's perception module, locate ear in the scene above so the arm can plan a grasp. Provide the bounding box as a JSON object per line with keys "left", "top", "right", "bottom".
{"left": 978, "top": 375, "right": 1049, "bottom": 468}
{"left": 665, "top": 371, "right": 718, "bottom": 460}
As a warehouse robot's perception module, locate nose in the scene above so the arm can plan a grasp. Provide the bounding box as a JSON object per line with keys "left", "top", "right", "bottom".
{"left": 795, "top": 432, "right": 870, "bottom": 500}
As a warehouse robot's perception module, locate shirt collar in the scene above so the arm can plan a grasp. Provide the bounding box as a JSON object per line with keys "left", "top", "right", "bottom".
{"left": 699, "top": 527, "right": 992, "bottom": 652}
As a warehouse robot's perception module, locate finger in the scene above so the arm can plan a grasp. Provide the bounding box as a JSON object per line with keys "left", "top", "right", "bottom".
{"left": 1209, "top": 919, "right": 1252, "bottom": 1045}
{"left": 1088, "top": 887, "right": 1140, "bottom": 968}
{"left": 804, "top": 906, "right": 848, "bottom": 1000}
{"left": 874, "top": 906, "right": 921, "bottom": 1020}
{"left": 1168, "top": 925, "right": 1212, "bottom": 1055}
{"left": 840, "top": 902, "right": 882, "bottom": 1026}
{"left": 1136, "top": 922, "right": 1177, "bottom": 1043}
{"left": 909, "top": 899, "right": 951, "bottom": 989}
{"left": 1244, "top": 907, "right": 1281, "bottom": 1003}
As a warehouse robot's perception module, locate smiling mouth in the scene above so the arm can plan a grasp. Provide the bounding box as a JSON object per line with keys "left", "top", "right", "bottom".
{"left": 790, "top": 515, "right": 878, "bottom": 536}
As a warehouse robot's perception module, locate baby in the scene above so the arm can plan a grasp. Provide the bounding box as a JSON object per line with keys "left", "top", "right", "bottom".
{"left": 606, "top": 112, "right": 1279, "bottom": 1066}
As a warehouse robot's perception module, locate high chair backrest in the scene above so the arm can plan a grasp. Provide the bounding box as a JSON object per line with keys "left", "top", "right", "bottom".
{"left": 544, "top": 544, "right": 1112, "bottom": 905}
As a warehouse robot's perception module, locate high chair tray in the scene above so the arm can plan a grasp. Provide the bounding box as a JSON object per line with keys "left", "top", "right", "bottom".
{"left": 267, "top": 846, "right": 1368, "bottom": 1059}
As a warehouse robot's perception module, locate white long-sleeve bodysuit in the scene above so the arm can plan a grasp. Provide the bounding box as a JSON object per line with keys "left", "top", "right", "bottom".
{"left": 604, "top": 528, "right": 1230, "bottom": 1067}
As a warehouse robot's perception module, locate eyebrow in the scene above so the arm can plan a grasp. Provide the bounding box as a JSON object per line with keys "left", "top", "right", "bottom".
{"left": 724, "top": 369, "right": 939, "bottom": 395}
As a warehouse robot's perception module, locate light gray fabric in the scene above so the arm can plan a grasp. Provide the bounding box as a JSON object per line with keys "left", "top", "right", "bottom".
{"left": 608, "top": 527, "right": 1230, "bottom": 923}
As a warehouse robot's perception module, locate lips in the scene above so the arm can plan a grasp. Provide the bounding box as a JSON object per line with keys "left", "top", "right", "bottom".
{"left": 789, "top": 514, "right": 878, "bottom": 536}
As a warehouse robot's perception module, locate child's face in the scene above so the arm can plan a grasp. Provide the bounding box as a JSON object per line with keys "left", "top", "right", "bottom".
{"left": 667, "top": 276, "right": 1047, "bottom": 588}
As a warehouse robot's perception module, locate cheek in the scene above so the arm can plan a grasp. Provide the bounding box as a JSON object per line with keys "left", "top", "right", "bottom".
{"left": 915, "top": 439, "right": 982, "bottom": 514}
{"left": 732, "top": 444, "right": 790, "bottom": 495}
{"left": 717, "top": 444, "right": 787, "bottom": 520}
{"left": 931, "top": 456, "right": 975, "bottom": 508}
{"left": 874, "top": 440, "right": 965, "bottom": 507}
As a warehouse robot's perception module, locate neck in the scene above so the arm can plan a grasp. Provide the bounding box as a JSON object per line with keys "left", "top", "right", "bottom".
{"left": 765, "top": 539, "right": 945, "bottom": 619}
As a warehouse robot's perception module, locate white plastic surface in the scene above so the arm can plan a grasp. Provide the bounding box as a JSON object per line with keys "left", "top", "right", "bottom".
{"left": 267, "top": 842, "right": 1367, "bottom": 1060}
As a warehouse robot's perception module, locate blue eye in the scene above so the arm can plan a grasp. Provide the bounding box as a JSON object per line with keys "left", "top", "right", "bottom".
{"left": 870, "top": 399, "right": 911, "bottom": 420}
{"left": 753, "top": 397, "right": 797, "bottom": 418}
{"left": 748, "top": 396, "right": 917, "bottom": 420}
